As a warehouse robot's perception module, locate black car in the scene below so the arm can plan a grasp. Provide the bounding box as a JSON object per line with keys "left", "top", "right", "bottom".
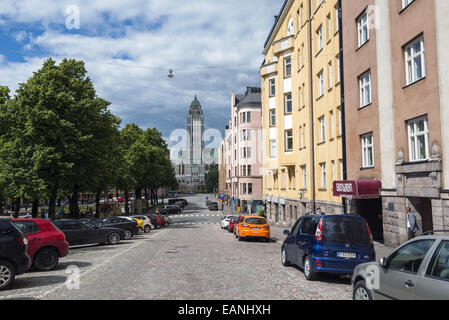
{"left": 52, "top": 219, "right": 125, "bottom": 247}
{"left": 162, "top": 205, "right": 182, "bottom": 215}
{"left": 95, "top": 217, "right": 139, "bottom": 240}
{"left": 208, "top": 202, "right": 219, "bottom": 211}
{"left": 169, "top": 199, "right": 188, "bottom": 207}
{"left": 0, "top": 220, "right": 32, "bottom": 290}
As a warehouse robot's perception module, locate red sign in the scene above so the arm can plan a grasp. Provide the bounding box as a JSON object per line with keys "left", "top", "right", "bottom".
{"left": 333, "top": 180, "right": 382, "bottom": 199}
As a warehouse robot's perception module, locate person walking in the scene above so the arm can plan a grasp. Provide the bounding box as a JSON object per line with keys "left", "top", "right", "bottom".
{"left": 406, "top": 207, "right": 420, "bottom": 239}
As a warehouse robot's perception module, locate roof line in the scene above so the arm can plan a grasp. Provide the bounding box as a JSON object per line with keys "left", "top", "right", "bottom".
{"left": 263, "top": 0, "right": 289, "bottom": 50}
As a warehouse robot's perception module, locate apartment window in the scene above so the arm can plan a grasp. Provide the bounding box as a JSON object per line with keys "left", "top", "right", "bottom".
{"left": 340, "top": 159, "right": 344, "bottom": 180}
{"left": 321, "top": 163, "right": 327, "bottom": 188}
{"left": 285, "top": 93, "right": 292, "bottom": 114}
{"left": 241, "top": 112, "right": 246, "bottom": 123}
{"left": 248, "top": 183, "right": 253, "bottom": 195}
{"left": 337, "top": 106, "right": 342, "bottom": 136}
{"left": 269, "top": 79, "right": 276, "bottom": 97}
{"left": 408, "top": 116, "right": 429, "bottom": 162}
{"left": 335, "top": 4, "right": 340, "bottom": 33}
{"left": 332, "top": 161, "right": 336, "bottom": 182}
{"left": 318, "top": 70, "right": 324, "bottom": 96}
{"left": 247, "top": 147, "right": 251, "bottom": 159}
{"left": 302, "top": 166, "right": 307, "bottom": 188}
{"left": 361, "top": 133, "right": 374, "bottom": 168}
{"left": 284, "top": 56, "right": 292, "bottom": 78}
{"left": 319, "top": 116, "right": 326, "bottom": 142}
{"left": 317, "top": 0, "right": 322, "bottom": 9}
{"left": 242, "top": 165, "right": 246, "bottom": 177}
{"left": 359, "top": 70, "right": 372, "bottom": 107}
{"left": 302, "top": 124, "right": 306, "bottom": 148}
{"left": 330, "top": 111, "right": 335, "bottom": 139}
{"left": 327, "top": 14, "right": 332, "bottom": 42}
{"left": 269, "top": 109, "right": 276, "bottom": 127}
{"left": 357, "top": 11, "right": 369, "bottom": 47}
{"left": 405, "top": 36, "right": 426, "bottom": 85}
{"left": 243, "top": 183, "right": 247, "bottom": 195}
{"left": 247, "top": 129, "right": 251, "bottom": 141}
{"left": 270, "top": 140, "right": 277, "bottom": 158}
{"left": 285, "top": 130, "right": 293, "bottom": 152}
{"left": 248, "top": 165, "right": 251, "bottom": 177}
{"left": 247, "top": 112, "right": 251, "bottom": 123}
{"left": 298, "top": 4, "right": 303, "bottom": 29}
{"left": 328, "top": 62, "right": 333, "bottom": 89}
{"left": 335, "top": 55, "right": 341, "bottom": 85}
{"left": 317, "top": 25, "right": 323, "bottom": 52}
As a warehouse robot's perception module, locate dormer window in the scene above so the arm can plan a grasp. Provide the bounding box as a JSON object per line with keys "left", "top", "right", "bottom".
{"left": 287, "top": 18, "right": 294, "bottom": 36}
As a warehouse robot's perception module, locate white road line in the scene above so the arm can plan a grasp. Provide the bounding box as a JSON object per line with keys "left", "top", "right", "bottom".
{"left": 37, "top": 229, "right": 168, "bottom": 299}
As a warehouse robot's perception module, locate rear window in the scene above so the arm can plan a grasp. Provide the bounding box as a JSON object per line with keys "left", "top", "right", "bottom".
{"left": 244, "top": 218, "right": 267, "bottom": 225}
{"left": 322, "top": 217, "right": 370, "bottom": 245}
{"left": 12, "top": 221, "right": 41, "bottom": 234}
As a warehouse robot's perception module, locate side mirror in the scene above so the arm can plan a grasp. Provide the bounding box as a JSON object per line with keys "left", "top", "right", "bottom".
{"left": 380, "top": 257, "right": 388, "bottom": 269}
{"left": 283, "top": 230, "right": 290, "bottom": 236}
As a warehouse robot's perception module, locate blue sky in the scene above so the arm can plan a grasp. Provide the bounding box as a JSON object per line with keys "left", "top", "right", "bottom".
{"left": 0, "top": 0, "right": 281, "bottom": 150}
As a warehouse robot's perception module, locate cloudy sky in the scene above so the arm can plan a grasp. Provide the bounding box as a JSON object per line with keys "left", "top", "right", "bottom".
{"left": 0, "top": 0, "right": 281, "bottom": 150}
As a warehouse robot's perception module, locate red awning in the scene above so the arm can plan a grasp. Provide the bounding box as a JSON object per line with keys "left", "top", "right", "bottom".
{"left": 333, "top": 180, "right": 382, "bottom": 199}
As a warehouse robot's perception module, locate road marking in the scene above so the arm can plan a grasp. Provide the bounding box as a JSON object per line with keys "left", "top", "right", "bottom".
{"left": 36, "top": 229, "right": 168, "bottom": 299}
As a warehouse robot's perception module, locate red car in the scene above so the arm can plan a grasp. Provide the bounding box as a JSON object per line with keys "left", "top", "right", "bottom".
{"left": 228, "top": 217, "right": 238, "bottom": 232}
{"left": 12, "top": 219, "right": 69, "bottom": 271}
{"left": 151, "top": 215, "right": 167, "bottom": 227}
{"left": 233, "top": 215, "right": 245, "bottom": 237}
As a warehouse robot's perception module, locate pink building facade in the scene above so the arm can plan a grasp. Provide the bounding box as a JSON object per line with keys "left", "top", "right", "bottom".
{"left": 221, "top": 87, "right": 264, "bottom": 214}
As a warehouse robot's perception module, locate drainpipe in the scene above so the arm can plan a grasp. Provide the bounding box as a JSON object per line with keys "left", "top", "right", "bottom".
{"left": 307, "top": 0, "right": 316, "bottom": 212}
{"left": 338, "top": 0, "right": 348, "bottom": 215}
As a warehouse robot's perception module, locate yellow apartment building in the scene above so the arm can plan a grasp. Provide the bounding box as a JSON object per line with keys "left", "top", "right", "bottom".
{"left": 260, "top": 0, "right": 344, "bottom": 227}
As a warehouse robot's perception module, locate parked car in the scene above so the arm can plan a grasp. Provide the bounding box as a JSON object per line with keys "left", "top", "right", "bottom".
{"left": 352, "top": 232, "right": 449, "bottom": 300}
{"left": 233, "top": 215, "right": 246, "bottom": 237}
{"left": 0, "top": 220, "right": 31, "bottom": 291}
{"left": 282, "top": 214, "right": 375, "bottom": 281}
{"left": 221, "top": 216, "right": 234, "bottom": 229}
{"left": 175, "top": 201, "right": 186, "bottom": 209}
{"left": 12, "top": 219, "right": 69, "bottom": 271}
{"left": 169, "top": 199, "right": 188, "bottom": 207}
{"left": 235, "top": 216, "right": 270, "bottom": 242}
{"left": 156, "top": 214, "right": 170, "bottom": 227}
{"left": 149, "top": 214, "right": 166, "bottom": 228}
{"left": 228, "top": 217, "right": 239, "bottom": 233}
{"left": 95, "top": 217, "right": 139, "bottom": 240}
{"left": 145, "top": 215, "right": 160, "bottom": 229}
{"left": 53, "top": 219, "right": 125, "bottom": 246}
{"left": 208, "top": 202, "right": 219, "bottom": 211}
{"left": 118, "top": 216, "right": 144, "bottom": 235}
{"left": 131, "top": 215, "right": 154, "bottom": 233}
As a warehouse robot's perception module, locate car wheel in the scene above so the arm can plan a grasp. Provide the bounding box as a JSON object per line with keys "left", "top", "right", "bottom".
{"left": 353, "top": 280, "right": 373, "bottom": 301}
{"left": 281, "top": 247, "right": 291, "bottom": 267}
{"left": 137, "top": 227, "right": 144, "bottom": 235}
{"left": 0, "top": 260, "right": 16, "bottom": 291}
{"left": 238, "top": 235, "right": 243, "bottom": 241}
{"left": 304, "top": 256, "right": 317, "bottom": 281}
{"left": 124, "top": 230, "right": 132, "bottom": 240}
{"left": 34, "top": 248, "right": 59, "bottom": 271}
{"left": 108, "top": 232, "right": 121, "bottom": 245}
{"left": 144, "top": 225, "right": 151, "bottom": 233}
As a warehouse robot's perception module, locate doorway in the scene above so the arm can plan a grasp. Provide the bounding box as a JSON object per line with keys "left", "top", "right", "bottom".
{"left": 354, "top": 198, "right": 384, "bottom": 241}
{"left": 408, "top": 197, "right": 434, "bottom": 234}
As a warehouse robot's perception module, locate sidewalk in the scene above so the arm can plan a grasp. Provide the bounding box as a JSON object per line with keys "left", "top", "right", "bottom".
{"left": 219, "top": 205, "right": 396, "bottom": 259}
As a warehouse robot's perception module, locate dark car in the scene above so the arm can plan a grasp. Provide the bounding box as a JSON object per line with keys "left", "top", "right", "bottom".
{"left": 95, "top": 217, "right": 139, "bottom": 240}
{"left": 0, "top": 219, "right": 32, "bottom": 290}
{"left": 162, "top": 205, "right": 182, "bottom": 215}
{"left": 52, "top": 219, "right": 124, "bottom": 247}
{"left": 281, "top": 214, "right": 375, "bottom": 281}
{"left": 12, "top": 219, "right": 69, "bottom": 271}
{"left": 169, "top": 199, "right": 188, "bottom": 207}
{"left": 208, "top": 202, "right": 219, "bottom": 211}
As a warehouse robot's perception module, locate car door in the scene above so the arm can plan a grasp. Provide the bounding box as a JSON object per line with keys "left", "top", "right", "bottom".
{"left": 61, "top": 222, "right": 84, "bottom": 246}
{"left": 285, "top": 218, "right": 302, "bottom": 265}
{"left": 375, "top": 239, "right": 436, "bottom": 300}
{"left": 414, "top": 240, "right": 449, "bottom": 300}
{"left": 295, "top": 217, "right": 319, "bottom": 266}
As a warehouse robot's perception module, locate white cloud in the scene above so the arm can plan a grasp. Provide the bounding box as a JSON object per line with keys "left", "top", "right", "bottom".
{"left": 0, "top": 0, "right": 281, "bottom": 138}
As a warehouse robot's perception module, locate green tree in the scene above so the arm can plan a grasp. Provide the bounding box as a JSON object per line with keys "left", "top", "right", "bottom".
{"left": 205, "top": 163, "right": 219, "bottom": 193}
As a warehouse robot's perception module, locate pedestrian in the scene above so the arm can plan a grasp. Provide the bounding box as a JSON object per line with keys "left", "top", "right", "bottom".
{"left": 316, "top": 207, "right": 324, "bottom": 215}
{"left": 406, "top": 207, "right": 420, "bottom": 239}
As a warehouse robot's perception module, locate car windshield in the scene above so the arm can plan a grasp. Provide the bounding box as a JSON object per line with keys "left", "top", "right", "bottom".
{"left": 244, "top": 218, "right": 267, "bottom": 225}
{"left": 322, "top": 217, "right": 370, "bottom": 245}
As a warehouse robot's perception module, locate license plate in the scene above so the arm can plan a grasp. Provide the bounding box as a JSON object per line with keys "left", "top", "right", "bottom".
{"left": 337, "top": 252, "right": 357, "bottom": 259}
{"left": 252, "top": 227, "right": 261, "bottom": 230}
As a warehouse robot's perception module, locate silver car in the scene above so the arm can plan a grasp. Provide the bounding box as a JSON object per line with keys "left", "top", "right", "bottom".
{"left": 352, "top": 232, "right": 449, "bottom": 300}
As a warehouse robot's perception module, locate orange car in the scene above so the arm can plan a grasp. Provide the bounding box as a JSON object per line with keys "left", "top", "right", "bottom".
{"left": 236, "top": 216, "right": 270, "bottom": 242}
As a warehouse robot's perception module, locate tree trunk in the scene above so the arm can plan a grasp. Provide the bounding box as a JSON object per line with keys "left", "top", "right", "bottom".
{"left": 32, "top": 199, "right": 39, "bottom": 218}
{"left": 135, "top": 188, "right": 142, "bottom": 214}
{"left": 95, "top": 191, "right": 101, "bottom": 218}
{"left": 124, "top": 190, "right": 129, "bottom": 216}
{"left": 13, "top": 198, "right": 20, "bottom": 218}
{"left": 48, "top": 188, "right": 57, "bottom": 221}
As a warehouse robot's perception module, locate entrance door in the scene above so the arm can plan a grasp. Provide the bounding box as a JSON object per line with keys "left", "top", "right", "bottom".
{"left": 409, "top": 197, "right": 434, "bottom": 234}
{"left": 355, "top": 199, "right": 383, "bottom": 241}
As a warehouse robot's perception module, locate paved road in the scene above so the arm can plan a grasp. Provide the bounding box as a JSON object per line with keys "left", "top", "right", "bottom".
{"left": 0, "top": 194, "right": 353, "bottom": 300}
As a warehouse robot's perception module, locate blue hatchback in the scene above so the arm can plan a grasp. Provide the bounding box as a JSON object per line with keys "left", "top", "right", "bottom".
{"left": 281, "top": 214, "right": 376, "bottom": 281}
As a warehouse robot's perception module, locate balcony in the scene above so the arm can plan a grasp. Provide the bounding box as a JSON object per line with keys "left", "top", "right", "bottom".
{"left": 273, "top": 35, "right": 294, "bottom": 55}
{"left": 260, "top": 62, "right": 278, "bottom": 77}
